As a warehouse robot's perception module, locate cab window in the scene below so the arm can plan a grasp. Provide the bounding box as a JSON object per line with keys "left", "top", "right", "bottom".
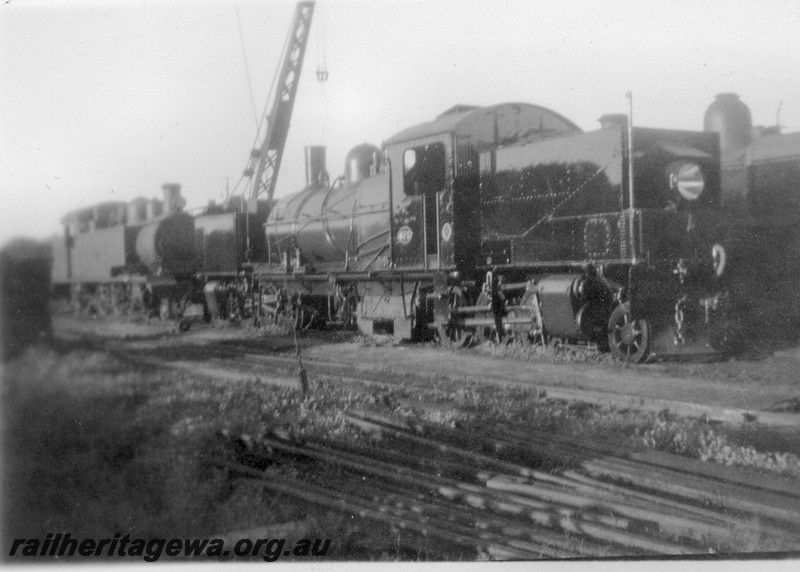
{"left": 403, "top": 143, "right": 446, "bottom": 196}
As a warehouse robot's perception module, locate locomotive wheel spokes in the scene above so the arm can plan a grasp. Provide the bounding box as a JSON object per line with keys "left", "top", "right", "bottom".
{"left": 473, "top": 325, "right": 494, "bottom": 344}
{"left": 436, "top": 323, "right": 470, "bottom": 348}
{"left": 608, "top": 303, "right": 650, "bottom": 363}
{"left": 472, "top": 292, "right": 496, "bottom": 344}
{"left": 272, "top": 305, "right": 303, "bottom": 332}
{"left": 436, "top": 286, "right": 471, "bottom": 348}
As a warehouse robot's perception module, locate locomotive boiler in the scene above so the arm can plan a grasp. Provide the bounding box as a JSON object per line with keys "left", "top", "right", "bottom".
{"left": 253, "top": 102, "right": 728, "bottom": 361}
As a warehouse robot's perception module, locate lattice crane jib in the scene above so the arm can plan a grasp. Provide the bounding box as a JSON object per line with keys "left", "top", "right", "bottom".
{"left": 246, "top": 1, "right": 315, "bottom": 211}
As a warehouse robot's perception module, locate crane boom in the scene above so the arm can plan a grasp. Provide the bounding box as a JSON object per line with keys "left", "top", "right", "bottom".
{"left": 244, "top": 1, "right": 315, "bottom": 212}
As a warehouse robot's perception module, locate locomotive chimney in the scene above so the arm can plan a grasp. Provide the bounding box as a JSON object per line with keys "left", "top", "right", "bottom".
{"left": 598, "top": 114, "right": 628, "bottom": 129}
{"left": 161, "top": 183, "right": 185, "bottom": 212}
{"left": 304, "top": 146, "right": 327, "bottom": 187}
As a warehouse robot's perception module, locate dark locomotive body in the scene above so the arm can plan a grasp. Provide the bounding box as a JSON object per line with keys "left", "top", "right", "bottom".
{"left": 193, "top": 205, "right": 270, "bottom": 322}
{"left": 253, "top": 102, "right": 727, "bottom": 360}
{"left": 704, "top": 93, "right": 800, "bottom": 341}
{"left": 473, "top": 122, "right": 724, "bottom": 358}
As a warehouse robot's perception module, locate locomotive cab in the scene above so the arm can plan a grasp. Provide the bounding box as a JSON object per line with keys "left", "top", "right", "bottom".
{"left": 384, "top": 102, "right": 582, "bottom": 276}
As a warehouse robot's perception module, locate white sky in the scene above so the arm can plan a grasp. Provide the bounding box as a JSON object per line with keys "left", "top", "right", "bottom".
{"left": 2, "top": 0, "right": 799, "bottom": 246}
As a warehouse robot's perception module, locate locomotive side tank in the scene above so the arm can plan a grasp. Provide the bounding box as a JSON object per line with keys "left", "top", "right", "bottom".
{"left": 53, "top": 201, "right": 134, "bottom": 283}
{"left": 480, "top": 124, "right": 721, "bottom": 266}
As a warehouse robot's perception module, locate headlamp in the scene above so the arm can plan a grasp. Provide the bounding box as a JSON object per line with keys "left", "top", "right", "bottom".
{"left": 669, "top": 162, "right": 705, "bottom": 201}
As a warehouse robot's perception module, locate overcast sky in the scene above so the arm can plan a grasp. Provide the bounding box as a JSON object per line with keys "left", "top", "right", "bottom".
{"left": 2, "top": 0, "right": 799, "bottom": 246}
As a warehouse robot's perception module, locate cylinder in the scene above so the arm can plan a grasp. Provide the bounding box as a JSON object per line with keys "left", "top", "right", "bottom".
{"left": 536, "top": 274, "right": 583, "bottom": 339}
{"left": 304, "top": 146, "right": 327, "bottom": 187}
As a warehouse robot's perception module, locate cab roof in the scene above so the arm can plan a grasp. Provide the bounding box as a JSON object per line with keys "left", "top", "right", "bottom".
{"left": 384, "top": 102, "right": 581, "bottom": 150}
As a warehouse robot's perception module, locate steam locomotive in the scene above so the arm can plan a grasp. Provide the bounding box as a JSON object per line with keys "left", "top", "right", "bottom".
{"left": 704, "top": 93, "right": 800, "bottom": 341}
{"left": 51, "top": 183, "right": 196, "bottom": 318}
{"left": 51, "top": 95, "right": 799, "bottom": 362}
{"left": 252, "top": 102, "right": 727, "bottom": 363}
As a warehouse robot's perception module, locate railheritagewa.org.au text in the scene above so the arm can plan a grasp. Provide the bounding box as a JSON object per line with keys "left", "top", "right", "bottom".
{"left": 8, "top": 532, "right": 331, "bottom": 562}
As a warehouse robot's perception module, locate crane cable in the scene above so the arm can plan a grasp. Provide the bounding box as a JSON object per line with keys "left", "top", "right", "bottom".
{"left": 230, "top": 4, "right": 295, "bottom": 199}
{"left": 315, "top": 3, "right": 329, "bottom": 144}
{"left": 235, "top": 4, "right": 260, "bottom": 130}
{"left": 315, "top": 3, "right": 328, "bottom": 83}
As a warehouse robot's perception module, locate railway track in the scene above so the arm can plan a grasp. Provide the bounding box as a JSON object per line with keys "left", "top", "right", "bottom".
{"left": 55, "top": 316, "right": 800, "bottom": 427}
{"left": 52, "top": 320, "right": 800, "bottom": 557}
{"left": 208, "top": 409, "right": 800, "bottom": 558}
{"left": 122, "top": 338, "right": 800, "bottom": 428}
{"left": 240, "top": 352, "right": 800, "bottom": 427}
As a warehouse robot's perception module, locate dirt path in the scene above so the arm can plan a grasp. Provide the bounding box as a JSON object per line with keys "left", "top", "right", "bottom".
{"left": 300, "top": 342, "right": 800, "bottom": 424}
{"left": 53, "top": 315, "right": 800, "bottom": 425}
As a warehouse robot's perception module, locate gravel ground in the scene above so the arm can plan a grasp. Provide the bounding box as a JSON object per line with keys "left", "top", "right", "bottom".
{"left": 2, "top": 315, "right": 798, "bottom": 562}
